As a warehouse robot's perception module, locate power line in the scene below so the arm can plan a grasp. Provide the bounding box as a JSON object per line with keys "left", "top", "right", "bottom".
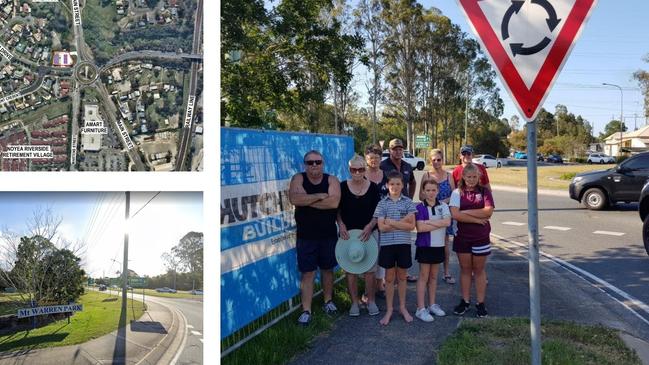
{"left": 130, "top": 192, "right": 161, "bottom": 219}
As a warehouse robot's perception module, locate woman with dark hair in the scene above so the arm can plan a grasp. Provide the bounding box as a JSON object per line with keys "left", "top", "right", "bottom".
{"left": 449, "top": 163, "right": 494, "bottom": 318}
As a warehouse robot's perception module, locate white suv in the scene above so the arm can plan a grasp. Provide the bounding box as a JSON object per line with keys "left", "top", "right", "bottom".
{"left": 587, "top": 153, "right": 615, "bottom": 164}
{"left": 382, "top": 151, "right": 426, "bottom": 170}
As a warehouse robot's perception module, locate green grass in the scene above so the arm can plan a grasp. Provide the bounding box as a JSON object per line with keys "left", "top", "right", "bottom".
{"left": 438, "top": 318, "right": 641, "bottom": 365}
{"left": 0, "top": 293, "right": 25, "bottom": 316}
{"left": 487, "top": 164, "right": 615, "bottom": 190}
{"left": 0, "top": 291, "right": 145, "bottom": 352}
{"left": 140, "top": 289, "right": 202, "bottom": 299}
{"left": 222, "top": 277, "right": 352, "bottom": 365}
{"left": 82, "top": 0, "right": 119, "bottom": 62}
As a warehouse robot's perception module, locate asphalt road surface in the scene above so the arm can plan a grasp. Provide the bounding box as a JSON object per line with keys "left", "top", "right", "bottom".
{"left": 132, "top": 292, "right": 203, "bottom": 365}
{"left": 489, "top": 189, "right": 649, "bottom": 322}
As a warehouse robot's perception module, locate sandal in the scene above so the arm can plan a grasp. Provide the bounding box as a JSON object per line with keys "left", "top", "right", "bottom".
{"left": 444, "top": 275, "right": 456, "bottom": 284}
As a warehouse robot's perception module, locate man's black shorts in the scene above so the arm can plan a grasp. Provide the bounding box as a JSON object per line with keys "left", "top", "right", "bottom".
{"left": 296, "top": 238, "right": 337, "bottom": 272}
{"left": 378, "top": 244, "right": 412, "bottom": 269}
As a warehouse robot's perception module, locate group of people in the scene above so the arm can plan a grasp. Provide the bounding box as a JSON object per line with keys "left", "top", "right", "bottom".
{"left": 288, "top": 139, "right": 494, "bottom": 326}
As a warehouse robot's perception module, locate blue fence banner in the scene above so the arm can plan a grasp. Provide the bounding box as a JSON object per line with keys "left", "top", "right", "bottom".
{"left": 221, "top": 128, "right": 354, "bottom": 339}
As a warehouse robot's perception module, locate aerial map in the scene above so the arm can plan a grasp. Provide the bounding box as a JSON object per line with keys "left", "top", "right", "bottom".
{"left": 0, "top": 0, "right": 203, "bottom": 171}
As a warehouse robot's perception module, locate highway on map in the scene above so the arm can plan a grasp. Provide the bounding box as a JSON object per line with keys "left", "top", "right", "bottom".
{"left": 488, "top": 189, "right": 649, "bottom": 321}
{"left": 175, "top": 0, "right": 203, "bottom": 171}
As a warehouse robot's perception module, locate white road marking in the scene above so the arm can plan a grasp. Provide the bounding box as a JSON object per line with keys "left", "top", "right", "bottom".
{"left": 199, "top": 339, "right": 203, "bottom": 343}
{"left": 593, "top": 230, "right": 625, "bottom": 237}
{"left": 186, "top": 324, "right": 194, "bottom": 329}
{"left": 502, "top": 221, "right": 525, "bottom": 226}
{"left": 544, "top": 226, "right": 571, "bottom": 231}
{"left": 191, "top": 330, "right": 202, "bottom": 336}
{"left": 491, "top": 233, "right": 649, "bottom": 327}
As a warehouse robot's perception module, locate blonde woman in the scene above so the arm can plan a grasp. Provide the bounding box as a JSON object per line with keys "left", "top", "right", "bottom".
{"left": 337, "top": 154, "right": 381, "bottom": 316}
{"left": 420, "top": 148, "right": 456, "bottom": 284}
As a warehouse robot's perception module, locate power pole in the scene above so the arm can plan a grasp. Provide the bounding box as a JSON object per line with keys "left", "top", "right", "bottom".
{"left": 464, "top": 69, "right": 470, "bottom": 146}
{"left": 122, "top": 192, "right": 130, "bottom": 309}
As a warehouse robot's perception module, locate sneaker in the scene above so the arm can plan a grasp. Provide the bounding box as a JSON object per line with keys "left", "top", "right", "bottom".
{"left": 453, "top": 299, "right": 470, "bottom": 316}
{"left": 428, "top": 304, "right": 446, "bottom": 317}
{"left": 476, "top": 302, "right": 488, "bottom": 318}
{"left": 297, "top": 310, "right": 311, "bottom": 326}
{"left": 415, "top": 308, "right": 435, "bottom": 322}
{"left": 367, "top": 302, "right": 380, "bottom": 316}
{"left": 323, "top": 300, "right": 338, "bottom": 315}
{"left": 349, "top": 303, "right": 360, "bottom": 317}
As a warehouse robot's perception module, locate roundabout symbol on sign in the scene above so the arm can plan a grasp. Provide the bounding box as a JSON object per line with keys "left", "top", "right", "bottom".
{"left": 501, "top": 0, "right": 561, "bottom": 56}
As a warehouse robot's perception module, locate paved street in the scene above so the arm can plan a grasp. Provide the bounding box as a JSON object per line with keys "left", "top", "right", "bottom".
{"left": 128, "top": 292, "right": 203, "bottom": 365}
{"left": 489, "top": 189, "right": 649, "bottom": 322}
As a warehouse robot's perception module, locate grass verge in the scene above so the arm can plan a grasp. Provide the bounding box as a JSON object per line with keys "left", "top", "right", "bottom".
{"left": 0, "top": 294, "right": 24, "bottom": 316}
{"left": 140, "top": 289, "right": 202, "bottom": 299}
{"left": 0, "top": 290, "right": 145, "bottom": 352}
{"left": 222, "top": 278, "right": 352, "bottom": 365}
{"left": 438, "top": 317, "right": 641, "bottom": 365}
{"left": 487, "top": 164, "right": 616, "bottom": 190}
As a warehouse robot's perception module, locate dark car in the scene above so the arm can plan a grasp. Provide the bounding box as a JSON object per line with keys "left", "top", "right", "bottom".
{"left": 569, "top": 152, "right": 649, "bottom": 210}
{"left": 546, "top": 154, "right": 563, "bottom": 164}
{"left": 639, "top": 181, "right": 649, "bottom": 256}
{"left": 537, "top": 153, "right": 544, "bottom": 162}
{"left": 98, "top": 284, "right": 107, "bottom": 291}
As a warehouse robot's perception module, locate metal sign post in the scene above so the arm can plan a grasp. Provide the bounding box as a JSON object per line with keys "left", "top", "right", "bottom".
{"left": 526, "top": 121, "right": 541, "bottom": 365}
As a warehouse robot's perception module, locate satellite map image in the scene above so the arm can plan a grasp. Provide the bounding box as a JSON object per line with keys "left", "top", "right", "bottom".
{"left": 0, "top": 0, "right": 203, "bottom": 171}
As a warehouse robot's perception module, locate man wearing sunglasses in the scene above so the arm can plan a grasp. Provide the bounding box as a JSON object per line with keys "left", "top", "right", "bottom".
{"left": 289, "top": 150, "right": 341, "bottom": 326}
{"left": 452, "top": 145, "right": 491, "bottom": 191}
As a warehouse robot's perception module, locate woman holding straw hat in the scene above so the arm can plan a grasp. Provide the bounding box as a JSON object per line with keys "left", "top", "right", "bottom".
{"left": 337, "top": 154, "right": 381, "bottom": 317}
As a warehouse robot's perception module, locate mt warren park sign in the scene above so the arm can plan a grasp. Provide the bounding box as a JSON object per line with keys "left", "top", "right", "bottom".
{"left": 17, "top": 304, "right": 83, "bottom": 318}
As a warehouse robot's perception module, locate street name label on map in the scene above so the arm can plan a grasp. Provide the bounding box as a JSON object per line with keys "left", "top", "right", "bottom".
{"left": 184, "top": 95, "right": 195, "bottom": 128}
{"left": 70, "top": 134, "right": 77, "bottom": 165}
{"left": 72, "top": 0, "right": 81, "bottom": 26}
{"left": 81, "top": 120, "right": 108, "bottom": 134}
{"left": 17, "top": 304, "right": 83, "bottom": 318}
{"left": 2, "top": 145, "right": 53, "bottom": 159}
{"left": 115, "top": 119, "right": 134, "bottom": 150}
{"left": 0, "top": 44, "right": 13, "bottom": 61}
{"left": 0, "top": 93, "right": 20, "bottom": 105}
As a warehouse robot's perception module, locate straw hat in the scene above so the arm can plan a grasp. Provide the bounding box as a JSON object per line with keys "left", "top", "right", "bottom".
{"left": 335, "top": 229, "right": 378, "bottom": 274}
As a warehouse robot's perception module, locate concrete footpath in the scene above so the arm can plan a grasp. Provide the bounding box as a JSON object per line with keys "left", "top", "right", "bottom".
{"left": 288, "top": 239, "right": 649, "bottom": 365}
{"left": 0, "top": 294, "right": 186, "bottom": 365}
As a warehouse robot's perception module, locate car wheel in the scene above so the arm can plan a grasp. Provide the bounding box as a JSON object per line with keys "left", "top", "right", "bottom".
{"left": 582, "top": 188, "right": 607, "bottom": 210}
{"left": 599, "top": 160, "right": 604, "bottom": 164}
{"left": 497, "top": 162, "right": 502, "bottom": 168}
{"left": 642, "top": 216, "right": 649, "bottom": 255}
{"left": 416, "top": 162, "right": 424, "bottom": 170}
{"left": 587, "top": 160, "right": 592, "bottom": 164}
{"left": 483, "top": 162, "right": 488, "bottom": 167}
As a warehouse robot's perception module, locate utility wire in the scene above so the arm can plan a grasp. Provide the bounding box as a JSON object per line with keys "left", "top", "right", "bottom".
{"left": 130, "top": 192, "right": 161, "bottom": 219}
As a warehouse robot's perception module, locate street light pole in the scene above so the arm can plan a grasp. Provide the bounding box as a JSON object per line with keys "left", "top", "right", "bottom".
{"left": 602, "top": 83, "right": 624, "bottom": 156}
{"left": 122, "top": 192, "right": 130, "bottom": 309}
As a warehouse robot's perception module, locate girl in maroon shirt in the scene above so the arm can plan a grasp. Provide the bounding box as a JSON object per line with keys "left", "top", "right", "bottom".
{"left": 449, "top": 163, "right": 494, "bottom": 318}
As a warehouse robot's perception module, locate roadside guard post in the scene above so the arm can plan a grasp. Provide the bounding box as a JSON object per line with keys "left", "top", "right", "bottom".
{"left": 456, "top": 1, "right": 598, "bottom": 364}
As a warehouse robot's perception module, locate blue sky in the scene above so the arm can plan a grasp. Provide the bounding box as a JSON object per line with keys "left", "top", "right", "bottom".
{"left": 420, "top": 1, "right": 649, "bottom": 135}
{"left": 0, "top": 192, "right": 203, "bottom": 277}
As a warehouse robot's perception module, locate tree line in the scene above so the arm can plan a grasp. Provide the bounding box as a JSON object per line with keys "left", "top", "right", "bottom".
{"left": 222, "top": 0, "right": 608, "bottom": 160}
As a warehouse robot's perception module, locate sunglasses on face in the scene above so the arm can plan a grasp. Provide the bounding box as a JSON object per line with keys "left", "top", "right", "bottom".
{"left": 432, "top": 158, "right": 442, "bottom": 162}
{"left": 350, "top": 167, "right": 366, "bottom": 174}
{"left": 461, "top": 152, "right": 472, "bottom": 156}
{"left": 305, "top": 160, "right": 323, "bottom": 166}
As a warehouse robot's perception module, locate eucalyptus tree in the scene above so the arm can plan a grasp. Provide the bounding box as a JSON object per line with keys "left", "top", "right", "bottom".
{"left": 633, "top": 54, "right": 649, "bottom": 119}
{"left": 355, "top": 0, "right": 388, "bottom": 143}
{"left": 381, "top": 0, "right": 427, "bottom": 152}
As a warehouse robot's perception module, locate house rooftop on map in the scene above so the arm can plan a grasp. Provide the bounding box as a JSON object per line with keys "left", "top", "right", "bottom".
{"left": 52, "top": 51, "right": 73, "bottom": 67}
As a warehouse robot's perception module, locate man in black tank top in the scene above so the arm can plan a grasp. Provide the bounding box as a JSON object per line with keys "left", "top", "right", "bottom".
{"left": 289, "top": 150, "right": 341, "bottom": 326}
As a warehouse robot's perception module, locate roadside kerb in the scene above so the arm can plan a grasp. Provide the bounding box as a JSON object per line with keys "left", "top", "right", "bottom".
{"left": 491, "top": 184, "right": 569, "bottom": 198}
